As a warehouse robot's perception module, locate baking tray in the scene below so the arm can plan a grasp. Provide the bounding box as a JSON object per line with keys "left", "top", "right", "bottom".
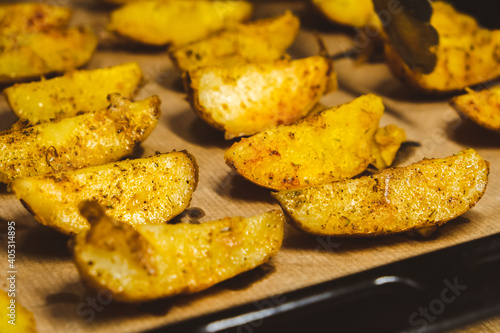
{"left": 0, "top": 1, "right": 499, "bottom": 332}
{"left": 152, "top": 231, "right": 500, "bottom": 333}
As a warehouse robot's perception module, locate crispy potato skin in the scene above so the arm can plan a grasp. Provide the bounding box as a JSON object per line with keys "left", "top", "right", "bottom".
{"left": 450, "top": 86, "right": 500, "bottom": 133}
{"left": 4, "top": 62, "right": 143, "bottom": 125}
{"left": 385, "top": 1, "right": 500, "bottom": 93}
{"left": 312, "top": 0, "right": 376, "bottom": 28}
{"left": 185, "top": 56, "right": 336, "bottom": 139}
{"left": 169, "top": 11, "right": 300, "bottom": 72}
{"left": 273, "top": 149, "right": 489, "bottom": 237}
{"left": 12, "top": 151, "right": 197, "bottom": 235}
{"left": 0, "top": 94, "right": 160, "bottom": 183}
{"left": 108, "top": 0, "right": 253, "bottom": 46}
{"left": 0, "top": 3, "right": 71, "bottom": 35}
{"left": 0, "top": 26, "right": 98, "bottom": 84}
{"left": 225, "top": 94, "right": 403, "bottom": 190}
{"left": 73, "top": 203, "right": 284, "bottom": 302}
{"left": 0, "top": 289, "right": 37, "bottom": 333}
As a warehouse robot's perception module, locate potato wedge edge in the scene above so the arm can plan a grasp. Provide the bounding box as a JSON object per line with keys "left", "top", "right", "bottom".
{"left": 12, "top": 150, "right": 197, "bottom": 235}
{"left": 272, "top": 149, "right": 489, "bottom": 237}
{"left": 73, "top": 202, "right": 284, "bottom": 302}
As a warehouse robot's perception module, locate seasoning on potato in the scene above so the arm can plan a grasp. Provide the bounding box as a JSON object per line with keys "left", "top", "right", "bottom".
{"left": 311, "top": 0, "right": 377, "bottom": 28}
{"left": 0, "top": 94, "right": 160, "bottom": 184}
{"left": 450, "top": 86, "right": 500, "bottom": 133}
{"left": 272, "top": 149, "right": 489, "bottom": 237}
{"left": 0, "top": 26, "right": 98, "bottom": 84}
{"left": 4, "top": 62, "right": 143, "bottom": 127}
{"left": 107, "top": 0, "right": 253, "bottom": 46}
{"left": 73, "top": 201, "right": 284, "bottom": 303}
{"left": 0, "top": 2, "right": 71, "bottom": 35}
{"left": 384, "top": 1, "right": 500, "bottom": 93}
{"left": 12, "top": 151, "right": 197, "bottom": 235}
{"left": 185, "top": 55, "right": 336, "bottom": 139}
{"left": 224, "top": 94, "right": 406, "bottom": 190}
{"left": 169, "top": 10, "right": 300, "bottom": 72}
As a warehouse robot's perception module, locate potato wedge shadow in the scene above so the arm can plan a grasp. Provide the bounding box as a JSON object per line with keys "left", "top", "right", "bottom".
{"left": 166, "top": 109, "right": 230, "bottom": 148}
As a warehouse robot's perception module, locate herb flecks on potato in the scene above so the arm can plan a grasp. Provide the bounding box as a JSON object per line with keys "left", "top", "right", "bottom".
{"left": 185, "top": 55, "right": 336, "bottom": 139}
{"left": 73, "top": 201, "right": 284, "bottom": 303}
{"left": 0, "top": 26, "right": 97, "bottom": 84}
{"left": 312, "top": 0, "right": 377, "bottom": 28}
{"left": 169, "top": 10, "right": 300, "bottom": 72}
{"left": 450, "top": 86, "right": 500, "bottom": 133}
{"left": 4, "top": 62, "right": 144, "bottom": 128}
{"left": 225, "top": 94, "right": 405, "bottom": 190}
{"left": 273, "top": 149, "right": 489, "bottom": 237}
{"left": 12, "top": 151, "right": 197, "bottom": 235}
{"left": 0, "top": 94, "right": 160, "bottom": 183}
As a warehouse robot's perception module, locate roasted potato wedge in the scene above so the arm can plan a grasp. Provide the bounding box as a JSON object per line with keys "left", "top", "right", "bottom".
{"left": 385, "top": 1, "right": 500, "bottom": 93}
{"left": 12, "top": 151, "right": 197, "bottom": 235}
{"left": 108, "top": 0, "right": 253, "bottom": 46}
{"left": 73, "top": 201, "right": 284, "bottom": 302}
{"left": 0, "top": 3, "right": 71, "bottom": 35}
{"left": 0, "top": 26, "right": 98, "bottom": 84}
{"left": 272, "top": 149, "right": 489, "bottom": 237}
{"left": 0, "top": 94, "right": 160, "bottom": 184}
{"left": 450, "top": 86, "right": 500, "bottom": 133}
{"left": 169, "top": 11, "right": 299, "bottom": 72}
{"left": 225, "top": 94, "right": 405, "bottom": 190}
{"left": 311, "top": 0, "right": 377, "bottom": 28}
{"left": 185, "top": 56, "right": 336, "bottom": 139}
{"left": 4, "top": 62, "right": 143, "bottom": 126}
{"left": 0, "top": 289, "right": 37, "bottom": 333}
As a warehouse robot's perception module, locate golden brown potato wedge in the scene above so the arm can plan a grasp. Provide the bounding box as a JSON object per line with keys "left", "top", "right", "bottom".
{"left": 385, "top": 1, "right": 500, "bottom": 93}
{"left": 169, "top": 11, "right": 300, "bottom": 72}
{"left": 0, "top": 94, "right": 160, "bottom": 184}
{"left": 0, "top": 26, "right": 98, "bottom": 84}
{"left": 0, "top": 3, "right": 71, "bottom": 35}
{"left": 450, "top": 86, "right": 500, "bottom": 133}
{"left": 108, "top": 0, "right": 253, "bottom": 46}
{"left": 185, "top": 56, "right": 336, "bottom": 139}
{"left": 0, "top": 289, "right": 37, "bottom": 333}
{"left": 272, "top": 149, "right": 489, "bottom": 237}
{"left": 73, "top": 201, "right": 284, "bottom": 302}
{"left": 12, "top": 151, "right": 197, "bottom": 235}
{"left": 4, "top": 62, "right": 143, "bottom": 126}
{"left": 311, "top": 0, "right": 377, "bottom": 28}
{"left": 225, "top": 94, "right": 405, "bottom": 190}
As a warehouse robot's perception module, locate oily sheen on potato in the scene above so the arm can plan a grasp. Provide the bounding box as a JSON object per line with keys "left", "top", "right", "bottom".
{"left": 272, "top": 149, "right": 489, "bottom": 237}
{"left": 107, "top": 0, "right": 253, "bottom": 46}
{"left": 312, "top": 0, "right": 376, "bottom": 28}
{"left": 0, "top": 94, "right": 160, "bottom": 183}
{"left": 0, "top": 3, "right": 72, "bottom": 35}
{"left": 225, "top": 94, "right": 405, "bottom": 190}
{"left": 0, "top": 26, "right": 97, "bottom": 84}
{"left": 169, "top": 11, "right": 300, "bottom": 72}
{"left": 185, "top": 56, "right": 336, "bottom": 139}
{"left": 12, "top": 151, "right": 198, "bottom": 235}
{"left": 73, "top": 201, "right": 284, "bottom": 302}
{"left": 450, "top": 86, "right": 500, "bottom": 133}
{"left": 4, "top": 62, "right": 143, "bottom": 126}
